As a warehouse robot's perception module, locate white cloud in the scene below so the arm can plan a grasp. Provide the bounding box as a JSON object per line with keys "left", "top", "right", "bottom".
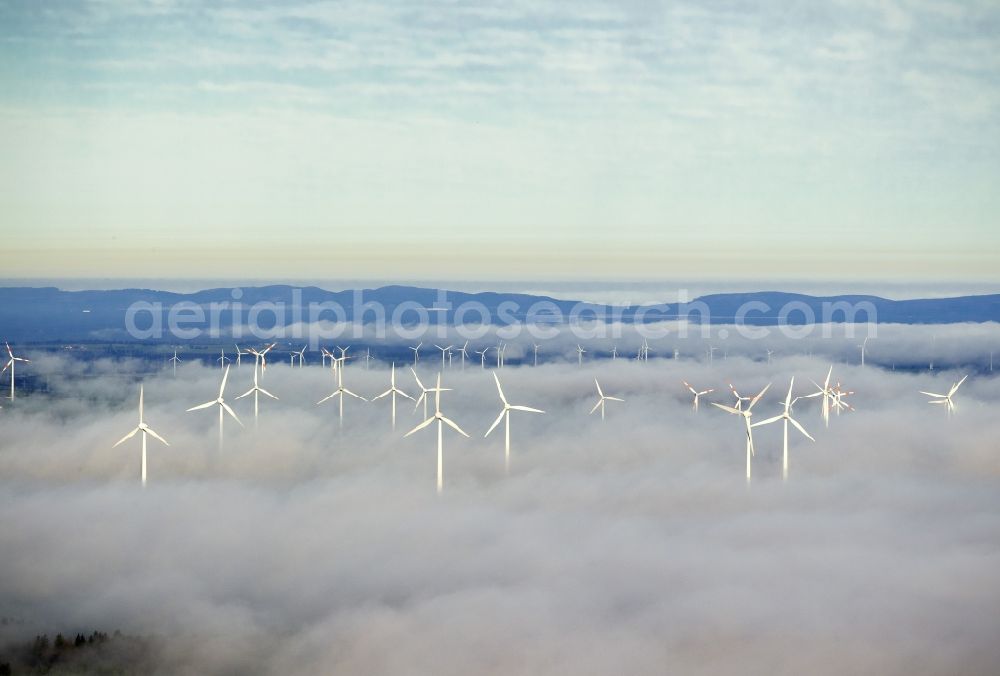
{"left": 1, "top": 345, "right": 1000, "bottom": 672}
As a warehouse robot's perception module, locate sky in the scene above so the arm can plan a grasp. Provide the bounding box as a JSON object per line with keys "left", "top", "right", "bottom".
{"left": 1, "top": 0, "right": 999, "bottom": 281}
{"left": 2, "top": 345, "right": 1000, "bottom": 672}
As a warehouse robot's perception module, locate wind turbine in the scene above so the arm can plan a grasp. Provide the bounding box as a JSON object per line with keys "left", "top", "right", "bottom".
{"left": 434, "top": 344, "right": 453, "bottom": 369}
{"left": 611, "top": 345, "right": 618, "bottom": 361}
{"left": 476, "top": 347, "right": 489, "bottom": 369}
{"left": 317, "top": 359, "right": 367, "bottom": 427}
{"left": 187, "top": 365, "right": 242, "bottom": 449}
{"left": 234, "top": 344, "right": 247, "bottom": 368}
{"left": 920, "top": 374, "right": 968, "bottom": 418}
{"left": 411, "top": 367, "right": 433, "bottom": 418}
{"left": 533, "top": 343, "right": 541, "bottom": 367}
{"left": 405, "top": 373, "right": 468, "bottom": 494}
{"left": 372, "top": 363, "right": 414, "bottom": 430}
{"left": 236, "top": 365, "right": 278, "bottom": 426}
{"left": 217, "top": 348, "right": 230, "bottom": 370}
{"left": 247, "top": 343, "right": 275, "bottom": 378}
{"left": 766, "top": 349, "right": 773, "bottom": 365}
{"left": 707, "top": 345, "right": 718, "bottom": 364}
{"left": 336, "top": 345, "right": 351, "bottom": 366}
{"left": 751, "top": 378, "right": 813, "bottom": 480}
{"left": 830, "top": 382, "right": 855, "bottom": 415}
{"left": 682, "top": 381, "right": 714, "bottom": 412}
{"left": 330, "top": 355, "right": 342, "bottom": 379}
{"left": 410, "top": 342, "right": 422, "bottom": 365}
{"left": 2, "top": 342, "right": 29, "bottom": 401}
{"left": 499, "top": 343, "right": 507, "bottom": 368}
{"left": 296, "top": 346, "right": 307, "bottom": 368}
{"left": 858, "top": 336, "right": 870, "bottom": 367}
{"left": 485, "top": 372, "right": 544, "bottom": 471}
{"left": 728, "top": 384, "right": 752, "bottom": 411}
{"left": 321, "top": 347, "right": 334, "bottom": 368}
{"left": 803, "top": 366, "right": 835, "bottom": 427}
{"left": 458, "top": 341, "right": 469, "bottom": 370}
{"left": 113, "top": 385, "right": 169, "bottom": 486}
{"left": 712, "top": 383, "right": 770, "bottom": 481}
{"left": 364, "top": 347, "right": 374, "bottom": 370}
{"left": 576, "top": 344, "right": 586, "bottom": 366}
{"left": 589, "top": 379, "right": 623, "bottom": 420}
{"left": 168, "top": 349, "right": 181, "bottom": 377}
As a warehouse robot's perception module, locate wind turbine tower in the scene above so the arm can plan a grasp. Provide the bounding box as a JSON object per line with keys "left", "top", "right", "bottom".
{"left": 405, "top": 373, "right": 468, "bottom": 493}
{"left": 113, "top": 384, "right": 169, "bottom": 486}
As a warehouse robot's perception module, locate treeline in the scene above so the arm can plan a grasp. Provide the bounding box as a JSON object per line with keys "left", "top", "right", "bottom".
{"left": 0, "top": 630, "right": 154, "bottom": 675}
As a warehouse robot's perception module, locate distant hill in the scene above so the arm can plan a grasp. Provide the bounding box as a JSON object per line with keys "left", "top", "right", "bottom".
{"left": 0, "top": 285, "right": 998, "bottom": 343}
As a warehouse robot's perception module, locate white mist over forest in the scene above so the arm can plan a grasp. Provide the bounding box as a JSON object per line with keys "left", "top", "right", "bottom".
{"left": 2, "top": 341, "right": 999, "bottom": 674}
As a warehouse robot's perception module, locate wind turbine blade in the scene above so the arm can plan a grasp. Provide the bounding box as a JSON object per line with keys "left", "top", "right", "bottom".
{"left": 187, "top": 400, "right": 216, "bottom": 412}
{"left": 751, "top": 415, "right": 783, "bottom": 427}
{"left": 145, "top": 427, "right": 169, "bottom": 446}
{"left": 221, "top": 401, "right": 243, "bottom": 426}
{"left": 789, "top": 417, "right": 814, "bottom": 441}
{"left": 492, "top": 371, "right": 507, "bottom": 404}
{"left": 342, "top": 389, "right": 367, "bottom": 400}
{"left": 785, "top": 377, "right": 795, "bottom": 408}
{"left": 919, "top": 391, "right": 947, "bottom": 398}
{"left": 397, "top": 389, "right": 414, "bottom": 401}
{"left": 112, "top": 427, "right": 140, "bottom": 447}
{"left": 950, "top": 375, "right": 968, "bottom": 396}
{"left": 748, "top": 383, "right": 771, "bottom": 410}
{"left": 373, "top": 389, "right": 392, "bottom": 400}
{"left": 219, "top": 365, "right": 230, "bottom": 397}
{"left": 605, "top": 396, "right": 624, "bottom": 402}
{"left": 510, "top": 405, "right": 543, "bottom": 413}
{"left": 803, "top": 382, "right": 824, "bottom": 398}
{"left": 485, "top": 410, "right": 506, "bottom": 437}
{"left": 589, "top": 399, "right": 603, "bottom": 415}
{"left": 711, "top": 403, "right": 742, "bottom": 415}
{"left": 410, "top": 368, "right": 424, "bottom": 391}
{"left": 440, "top": 416, "right": 470, "bottom": 437}
{"left": 683, "top": 381, "right": 697, "bottom": 395}
{"left": 259, "top": 388, "right": 278, "bottom": 400}
{"left": 404, "top": 417, "right": 435, "bottom": 437}
{"left": 594, "top": 379, "right": 603, "bottom": 397}
{"left": 235, "top": 388, "right": 254, "bottom": 399}
{"left": 317, "top": 393, "right": 336, "bottom": 405}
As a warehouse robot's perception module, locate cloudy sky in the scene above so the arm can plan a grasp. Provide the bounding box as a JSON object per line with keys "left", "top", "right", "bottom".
{"left": 2, "top": 344, "right": 1000, "bottom": 673}
{"left": 1, "top": 0, "right": 999, "bottom": 281}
